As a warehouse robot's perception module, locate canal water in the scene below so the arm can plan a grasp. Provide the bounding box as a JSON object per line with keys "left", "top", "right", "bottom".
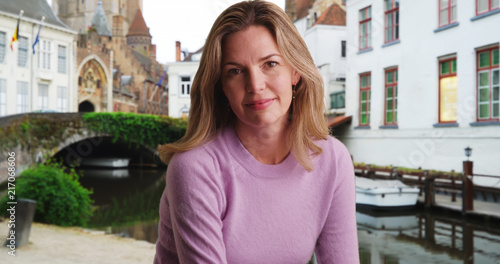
{"left": 80, "top": 168, "right": 500, "bottom": 264}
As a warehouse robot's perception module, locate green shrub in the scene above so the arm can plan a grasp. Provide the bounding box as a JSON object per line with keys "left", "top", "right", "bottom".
{"left": 0, "top": 162, "right": 93, "bottom": 226}
{"left": 82, "top": 112, "right": 187, "bottom": 148}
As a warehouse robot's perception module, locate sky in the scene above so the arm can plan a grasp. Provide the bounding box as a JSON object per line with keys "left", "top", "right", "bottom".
{"left": 143, "top": 0, "right": 286, "bottom": 64}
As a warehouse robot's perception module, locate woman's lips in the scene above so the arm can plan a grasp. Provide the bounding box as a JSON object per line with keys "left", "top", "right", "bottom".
{"left": 245, "top": 98, "right": 275, "bottom": 110}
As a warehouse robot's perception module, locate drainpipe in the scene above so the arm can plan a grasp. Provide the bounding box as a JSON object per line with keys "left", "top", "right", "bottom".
{"left": 108, "top": 49, "right": 113, "bottom": 112}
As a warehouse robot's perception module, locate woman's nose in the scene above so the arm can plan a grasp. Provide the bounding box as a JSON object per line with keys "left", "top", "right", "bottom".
{"left": 246, "top": 69, "right": 265, "bottom": 93}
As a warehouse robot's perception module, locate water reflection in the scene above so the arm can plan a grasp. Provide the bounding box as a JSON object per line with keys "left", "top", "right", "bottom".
{"left": 358, "top": 209, "right": 500, "bottom": 264}
{"left": 79, "top": 168, "right": 500, "bottom": 263}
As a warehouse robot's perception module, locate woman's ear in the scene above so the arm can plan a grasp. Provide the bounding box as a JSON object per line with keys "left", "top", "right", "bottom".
{"left": 293, "top": 70, "right": 301, "bottom": 86}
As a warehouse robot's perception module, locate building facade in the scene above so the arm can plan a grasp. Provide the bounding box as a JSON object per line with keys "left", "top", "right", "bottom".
{"left": 0, "top": 0, "right": 77, "bottom": 116}
{"left": 344, "top": 0, "right": 500, "bottom": 175}
{"left": 52, "top": 0, "right": 142, "bottom": 36}
{"left": 291, "top": 0, "right": 348, "bottom": 116}
{"left": 167, "top": 41, "right": 201, "bottom": 119}
{"left": 74, "top": 0, "right": 165, "bottom": 114}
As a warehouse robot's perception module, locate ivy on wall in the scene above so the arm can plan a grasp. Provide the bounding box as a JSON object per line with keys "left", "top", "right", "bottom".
{"left": 82, "top": 112, "right": 187, "bottom": 148}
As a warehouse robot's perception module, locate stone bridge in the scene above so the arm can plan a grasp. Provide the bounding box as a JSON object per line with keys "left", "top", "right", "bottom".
{"left": 0, "top": 113, "right": 182, "bottom": 185}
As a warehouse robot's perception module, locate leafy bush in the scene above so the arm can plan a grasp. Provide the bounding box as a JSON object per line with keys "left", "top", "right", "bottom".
{"left": 82, "top": 112, "right": 187, "bottom": 148}
{"left": 0, "top": 162, "right": 93, "bottom": 226}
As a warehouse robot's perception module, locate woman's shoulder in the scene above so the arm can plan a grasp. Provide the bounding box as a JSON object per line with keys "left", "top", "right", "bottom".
{"left": 169, "top": 128, "right": 230, "bottom": 171}
{"left": 316, "top": 135, "right": 350, "bottom": 157}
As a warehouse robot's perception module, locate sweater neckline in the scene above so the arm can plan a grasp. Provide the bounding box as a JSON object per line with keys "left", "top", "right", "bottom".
{"left": 222, "top": 126, "right": 299, "bottom": 178}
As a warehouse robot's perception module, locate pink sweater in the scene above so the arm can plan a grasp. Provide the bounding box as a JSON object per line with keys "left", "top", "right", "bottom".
{"left": 154, "top": 126, "right": 359, "bottom": 264}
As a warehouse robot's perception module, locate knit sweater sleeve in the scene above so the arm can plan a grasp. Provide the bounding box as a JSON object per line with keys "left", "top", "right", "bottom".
{"left": 315, "top": 139, "right": 360, "bottom": 263}
{"left": 154, "top": 149, "right": 227, "bottom": 264}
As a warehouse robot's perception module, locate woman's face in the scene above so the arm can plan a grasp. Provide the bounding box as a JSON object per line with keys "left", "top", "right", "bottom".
{"left": 221, "top": 25, "right": 300, "bottom": 131}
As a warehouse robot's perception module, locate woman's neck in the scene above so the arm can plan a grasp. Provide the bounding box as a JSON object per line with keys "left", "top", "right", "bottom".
{"left": 234, "top": 121, "right": 291, "bottom": 165}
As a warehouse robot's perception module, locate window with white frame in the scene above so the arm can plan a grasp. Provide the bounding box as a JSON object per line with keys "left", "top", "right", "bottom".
{"left": 0, "top": 79, "right": 6, "bottom": 116}
{"left": 39, "top": 40, "right": 51, "bottom": 70}
{"left": 359, "top": 6, "right": 372, "bottom": 50}
{"left": 0, "top": 32, "right": 6, "bottom": 63}
{"left": 17, "top": 81, "right": 29, "bottom": 113}
{"left": 439, "top": 0, "right": 457, "bottom": 27}
{"left": 58, "top": 45, "right": 67, "bottom": 74}
{"left": 477, "top": 47, "right": 499, "bottom": 121}
{"left": 384, "top": 0, "right": 399, "bottom": 43}
{"left": 477, "top": 0, "right": 500, "bottom": 15}
{"left": 38, "top": 83, "right": 49, "bottom": 110}
{"left": 18, "top": 36, "right": 28, "bottom": 67}
{"left": 57, "top": 86, "right": 68, "bottom": 112}
{"left": 180, "top": 76, "right": 191, "bottom": 96}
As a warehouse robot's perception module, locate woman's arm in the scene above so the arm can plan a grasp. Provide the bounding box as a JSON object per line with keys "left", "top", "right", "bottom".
{"left": 154, "top": 150, "right": 227, "bottom": 264}
{"left": 315, "top": 141, "right": 359, "bottom": 263}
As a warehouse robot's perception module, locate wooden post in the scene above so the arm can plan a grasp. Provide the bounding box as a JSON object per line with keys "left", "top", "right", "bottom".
{"left": 451, "top": 177, "right": 456, "bottom": 202}
{"left": 462, "top": 161, "right": 474, "bottom": 214}
{"left": 463, "top": 223, "right": 474, "bottom": 264}
{"left": 424, "top": 171, "right": 434, "bottom": 208}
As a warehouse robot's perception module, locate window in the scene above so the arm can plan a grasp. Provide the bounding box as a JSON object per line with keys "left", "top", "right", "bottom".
{"left": 38, "top": 83, "right": 49, "bottom": 110}
{"left": 477, "top": 0, "right": 500, "bottom": 15}
{"left": 180, "top": 76, "right": 191, "bottom": 96}
{"left": 17, "top": 81, "right": 29, "bottom": 113}
{"left": 18, "top": 36, "right": 28, "bottom": 67}
{"left": 385, "top": 68, "right": 398, "bottom": 125}
{"left": 341, "top": 40, "right": 346, "bottom": 57}
{"left": 359, "top": 6, "right": 372, "bottom": 50}
{"left": 477, "top": 47, "right": 499, "bottom": 121}
{"left": 330, "top": 91, "right": 345, "bottom": 109}
{"left": 439, "top": 57, "right": 457, "bottom": 123}
{"left": 58, "top": 45, "right": 67, "bottom": 74}
{"left": 57, "top": 86, "right": 68, "bottom": 112}
{"left": 39, "top": 40, "right": 51, "bottom": 70}
{"left": 359, "top": 73, "right": 371, "bottom": 126}
{"left": 439, "top": 0, "right": 457, "bottom": 27}
{"left": 0, "top": 32, "right": 6, "bottom": 63}
{"left": 0, "top": 79, "right": 6, "bottom": 116}
{"left": 384, "top": 0, "right": 399, "bottom": 43}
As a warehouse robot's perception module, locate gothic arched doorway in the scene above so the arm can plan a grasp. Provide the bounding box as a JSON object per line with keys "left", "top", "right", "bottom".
{"left": 78, "top": 101, "right": 95, "bottom": 112}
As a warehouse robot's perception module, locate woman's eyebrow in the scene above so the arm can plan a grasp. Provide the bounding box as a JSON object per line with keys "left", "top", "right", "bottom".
{"left": 222, "top": 53, "right": 283, "bottom": 68}
{"left": 259, "top": 53, "right": 282, "bottom": 62}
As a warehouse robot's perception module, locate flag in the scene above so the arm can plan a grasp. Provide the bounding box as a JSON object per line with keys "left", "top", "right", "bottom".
{"left": 32, "top": 19, "right": 44, "bottom": 54}
{"left": 10, "top": 13, "right": 21, "bottom": 51}
{"left": 156, "top": 70, "right": 166, "bottom": 87}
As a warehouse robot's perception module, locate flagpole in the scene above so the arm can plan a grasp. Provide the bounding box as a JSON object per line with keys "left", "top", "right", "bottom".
{"left": 32, "top": 16, "right": 45, "bottom": 54}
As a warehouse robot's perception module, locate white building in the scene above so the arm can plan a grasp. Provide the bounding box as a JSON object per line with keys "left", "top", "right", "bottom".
{"left": 0, "top": 0, "right": 77, "bottom": 116}
{"left": 167, "top": 41, "right": 201, "bottom": 118}
{"left": 293, "top": 0, "right": 347, "bottom": 115}
{"left": 344, "top": 0, "right": 500, "bottom": 175}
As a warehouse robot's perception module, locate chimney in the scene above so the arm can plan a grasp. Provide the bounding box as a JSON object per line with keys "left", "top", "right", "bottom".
{"left": 176, "top": 41, "right": 181, "bottom": 61}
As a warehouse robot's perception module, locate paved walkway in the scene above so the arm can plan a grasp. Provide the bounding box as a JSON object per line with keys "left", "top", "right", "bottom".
{"left": 0, "top": 221, "right": 156, "bottom": 264}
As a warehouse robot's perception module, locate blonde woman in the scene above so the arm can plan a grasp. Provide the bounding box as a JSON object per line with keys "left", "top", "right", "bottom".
{"left": 155, "top": 1, "right": 359, "bottom": 263}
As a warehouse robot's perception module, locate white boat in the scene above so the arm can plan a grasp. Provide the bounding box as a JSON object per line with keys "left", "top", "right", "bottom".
{"left": 80, "top": 158, "right": 131, "bottom": 168}
{"left": 355, "top": 176, "right": 420, "bottom": 210}
{"left": 83, "top": 169, "right": 130, "bottom": 178}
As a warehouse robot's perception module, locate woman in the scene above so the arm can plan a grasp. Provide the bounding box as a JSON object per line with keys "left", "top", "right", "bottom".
{"left": 155, "top": 1, "right": 359, "bottom": 263}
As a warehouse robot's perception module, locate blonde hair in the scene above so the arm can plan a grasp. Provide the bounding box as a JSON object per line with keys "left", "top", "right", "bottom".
{"left": 158, "top": 0, "right": 328, "bottom": 171}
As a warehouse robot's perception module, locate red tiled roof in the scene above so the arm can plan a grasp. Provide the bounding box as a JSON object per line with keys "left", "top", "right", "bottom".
{"left": 127, "top": 9, "right": 151, "bottom": 37}
{"left": 296, "top": 0, "right": 316, "bottom": 20}
{"left": 315, "top": 3, "right": 346, "bottom": 26}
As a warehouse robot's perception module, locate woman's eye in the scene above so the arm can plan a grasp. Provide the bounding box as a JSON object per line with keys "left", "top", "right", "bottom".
{"left": 228, "top": 68, "right": 241, "bottom": 76}
{"left": 265, "top": 61, "right": 278, "bottom": 68}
